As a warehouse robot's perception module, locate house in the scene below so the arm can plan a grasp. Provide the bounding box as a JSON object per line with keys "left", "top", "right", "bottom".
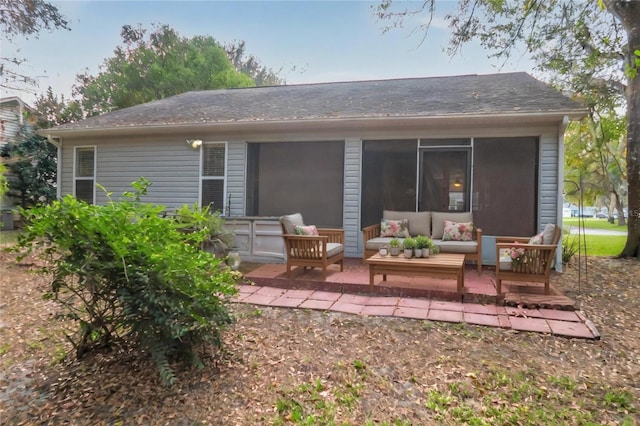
{"left": 1, "top": 97, "right": 36, "bottom": 228}
{"left": 39, "top": 72, "right": 587, "bottom": 265}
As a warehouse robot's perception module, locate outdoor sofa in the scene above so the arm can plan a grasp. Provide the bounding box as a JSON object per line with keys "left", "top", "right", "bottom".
{"left": 362, "top": 210, "right": 482, "bottom": 273}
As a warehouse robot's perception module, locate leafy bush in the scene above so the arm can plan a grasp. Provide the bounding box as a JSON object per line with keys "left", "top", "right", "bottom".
{"left": 173, "top": 203, "right": 235, "bottom": 257}
{"left": 14, "top": 179, "right": 240, "bottom": 385}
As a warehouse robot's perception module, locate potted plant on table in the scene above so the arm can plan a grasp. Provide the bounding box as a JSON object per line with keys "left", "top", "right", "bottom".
{"left": 402, "top": 237, "right": 416, "bottom": 258}
{"left": 389, "top": 238, "right": 401, "bottom": 256}
{"left": 414, "top": 235, "right": 433, "bottom": 257}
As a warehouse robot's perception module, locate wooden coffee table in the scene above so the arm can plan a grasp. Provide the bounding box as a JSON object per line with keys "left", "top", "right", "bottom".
{"left": 365, "top": 253, "right": 465, "bottom": 292}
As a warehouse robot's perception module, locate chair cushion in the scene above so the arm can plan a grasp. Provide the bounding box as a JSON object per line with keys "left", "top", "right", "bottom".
{"left": 280, "top": 213, "right": 305, "bottom": 234}
{"left": 380, "top": 218, "right": 410, "bottom": 238}
{"left": 383, "top": 210, "right": 431, "bottom": 236}
{"left": 326, "top": 243, "right": 344, "bottom": 257}
{"left": 542, "top": 223, "right": 556, "bottom": 245}
{"left": 431, "top": 212, "right": 473, "bottom": 239}
{"left": 442, "top": 220, "right": 474, "bottom": 241}
{"left": 294, "top": 224, "right": 319, "bottom": 236}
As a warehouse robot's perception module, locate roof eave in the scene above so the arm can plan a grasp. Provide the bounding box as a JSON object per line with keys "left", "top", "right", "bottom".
{"left": 38, "top": 110, "right": 588, "bottom": 138}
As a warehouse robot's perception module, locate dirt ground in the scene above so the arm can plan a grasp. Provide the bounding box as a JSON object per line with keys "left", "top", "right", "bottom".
{"left": 1, "top": 249, "right": 639, "bottom": 425}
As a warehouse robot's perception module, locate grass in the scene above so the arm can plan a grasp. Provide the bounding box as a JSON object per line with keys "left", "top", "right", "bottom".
{"left": 563, "top": 217, "right": 628, "bottom": 231}
{"left": 0, "top": 229, "right": 20, "bottom": 245}
{"left": 562, "top": 218, "right": 627, "bottom": 257}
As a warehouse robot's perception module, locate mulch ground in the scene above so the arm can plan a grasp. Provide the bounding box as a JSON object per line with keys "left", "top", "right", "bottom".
{"left": 0, "top": 249, "right": 638, "bottom": 425}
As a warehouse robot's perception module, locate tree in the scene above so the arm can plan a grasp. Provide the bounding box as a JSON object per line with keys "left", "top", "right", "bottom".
{"left": 73, "top": 24, "right": 256, "bottom": 116}
{"left": 564, "top": 111, "right": 627, "bottom": 223}
{"left": 0, "top": 0, "right": 70, "bottom": 92}
{"left": 33, "top": 86, "right": 83, "bottom": 127}
{"left": 374, "top": 0, "right": 640, "bottom": 258}
{"left": 0, "top": 131, "right": 57, "bottom": 208}
{"left": 225, "top": 40, "right": 283, "bottom": 86}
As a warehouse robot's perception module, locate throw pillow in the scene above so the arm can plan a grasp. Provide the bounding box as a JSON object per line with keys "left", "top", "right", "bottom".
{"left": 380, "top": 218, "right": 410, "bottom": 238}
{"left": 294, "top": 224, "right": 319, "bottom": 236}
{"left": 442, "top": 220, "right": 473, "bottom": 241}
{"left": 528, "top": 232, "right": 544, "bottom": 245}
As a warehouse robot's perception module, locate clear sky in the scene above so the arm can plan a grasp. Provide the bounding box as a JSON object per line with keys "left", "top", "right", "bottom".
{"left": 2, "top": 0, "right": 534, "bottom": 105}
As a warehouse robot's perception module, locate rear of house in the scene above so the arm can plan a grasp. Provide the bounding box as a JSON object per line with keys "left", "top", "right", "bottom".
{"left": 40, "top": 72, "right": 587, "bottom": 265}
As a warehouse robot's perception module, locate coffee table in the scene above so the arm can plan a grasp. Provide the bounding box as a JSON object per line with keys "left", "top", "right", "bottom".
{"left": 365, "top": 253, "right": 465, "bottom": 292}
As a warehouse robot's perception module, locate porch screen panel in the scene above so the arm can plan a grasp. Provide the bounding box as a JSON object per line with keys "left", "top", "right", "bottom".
{"left": 246, "top": 141, "right": 344, "bottom": 228}
{"left": 361, "top": 140, "right": 417, "bottom": 228}
{"left": 473, "top": 137, "right": 538, "bottom": 236}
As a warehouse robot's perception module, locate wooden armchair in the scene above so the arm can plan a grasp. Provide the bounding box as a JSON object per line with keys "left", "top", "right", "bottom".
{"left": 495, "top": 224, "right": 562, "bottom": 295}
{"left": 279, "top": 213, "right": 345, "bottom": 280}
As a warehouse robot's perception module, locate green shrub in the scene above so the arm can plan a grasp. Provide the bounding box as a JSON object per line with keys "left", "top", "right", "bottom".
{"left": 14, "top": 179, "right": 240, "bottom": 385}
{"left": 173, "top": 202, "right": 235, "bottom": 257}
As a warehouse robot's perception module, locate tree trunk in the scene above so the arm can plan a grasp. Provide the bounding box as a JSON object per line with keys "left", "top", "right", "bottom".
{"left": 607, "top": 1, "right": 640, "bottom": 257}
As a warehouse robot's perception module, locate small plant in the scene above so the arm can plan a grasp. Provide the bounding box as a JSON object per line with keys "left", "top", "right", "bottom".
{"left": 402, "top": 237, "right": 416, "bottom": 250}
{"left": 389, "top": 238, "right": 400, "bottom": 247}
{"left": 415, "top": 235, "right": 433, "bottom": 250}
{"left": 562, "top": 233, "right": 580, "bottom": 264}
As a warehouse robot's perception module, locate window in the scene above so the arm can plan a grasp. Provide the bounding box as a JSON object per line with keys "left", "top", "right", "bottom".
{"left": 74, "top": 146, "right": 95, "bottom": 204}
{"left": 201, "top": 142, "right": 226, "bottom": 212}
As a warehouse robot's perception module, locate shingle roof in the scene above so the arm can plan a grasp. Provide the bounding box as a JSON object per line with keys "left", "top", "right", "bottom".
{"left": 49, "top": 72, "right": 585, "bottom": 132}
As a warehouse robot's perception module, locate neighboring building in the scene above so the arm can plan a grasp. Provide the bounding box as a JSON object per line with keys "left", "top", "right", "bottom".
{"left": 0, "top": 96, "right": 34, "bottom": 148}
{"left": 39, "top": 72, "right": 587, "bottom": 264}
{"left": 1, "top": 97, "right": 36, "bottom": 222}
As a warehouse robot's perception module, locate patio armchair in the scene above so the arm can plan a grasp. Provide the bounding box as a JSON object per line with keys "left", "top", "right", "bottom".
{"left": 279, "top": 213, "right": 344, "bottom": 280}
{"left": 495, "top": 224, "right": 562, "bottom": 295}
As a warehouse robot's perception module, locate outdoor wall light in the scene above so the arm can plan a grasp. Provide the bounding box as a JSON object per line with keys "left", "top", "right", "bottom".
{"left": 186, "top": 139, "right": 202, "bottom": 149}
{"left": 453, "top": 177, "right": 463, "bottom": 188}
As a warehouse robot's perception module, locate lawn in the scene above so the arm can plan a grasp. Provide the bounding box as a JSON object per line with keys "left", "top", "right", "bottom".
{"left": 563, "top": 217, "right": 628, "bottom": 231}
{"left": 562, "top": 218, "right": 627, "bottom": 257}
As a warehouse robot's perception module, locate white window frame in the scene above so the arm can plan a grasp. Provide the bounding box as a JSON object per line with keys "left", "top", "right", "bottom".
{"left": 73, "top": 145, "right": 96, "bottom": 204}
{"left": 199, "top": 141, "right": 227, "bottom": 213}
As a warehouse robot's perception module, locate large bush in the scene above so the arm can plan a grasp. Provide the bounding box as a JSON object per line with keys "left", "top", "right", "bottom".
{"left": 14, "top": 179, "right": 240, "bottom": 385}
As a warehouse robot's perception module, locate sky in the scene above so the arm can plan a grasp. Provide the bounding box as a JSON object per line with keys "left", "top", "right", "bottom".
{"left": 1, "top": 0, "right": 535, "bottom": 105}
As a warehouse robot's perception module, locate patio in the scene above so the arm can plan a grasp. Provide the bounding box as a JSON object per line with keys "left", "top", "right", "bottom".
{"left": 235, "top": 258, "right": 600, "bottom": 340}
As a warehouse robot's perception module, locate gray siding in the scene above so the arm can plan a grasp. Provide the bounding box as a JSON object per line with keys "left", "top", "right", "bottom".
{"left": 227, "top": 140, "right": 246, "bottom": 216}
{"left": 538, "top": 135, "right": 559, "bottom": 230}
{"left": 0, "top": 106, "right": 23, "bottom": 147}
{"left": 61, "top": 136, "right": 200, "bottom": 208}
{"left": 343, "top": 138, "right": 362, "bottom": 257}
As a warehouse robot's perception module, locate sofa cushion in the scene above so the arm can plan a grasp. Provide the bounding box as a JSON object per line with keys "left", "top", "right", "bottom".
{"left": 380, "top": 218, "right": 410, "bottom": 238}
{"left": 280, "top": 213, "right": 305, "bottom": 234}
{"left": 383, "top": 210, "right": 430, "bottom": 237}
{"left": 294, "top": 224, "right": 319, "bottom": 236}
{"left": 442, "top": 220, "right": 474, "bottom": 241}
{"left": 433, "top": 239, "right": 478, "bottom": 254}
{"left": 365, "top": 237, "right": 405, "bottom": 251}
{"left": 431, "top": 212, "right": 473, "bottom": 239}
